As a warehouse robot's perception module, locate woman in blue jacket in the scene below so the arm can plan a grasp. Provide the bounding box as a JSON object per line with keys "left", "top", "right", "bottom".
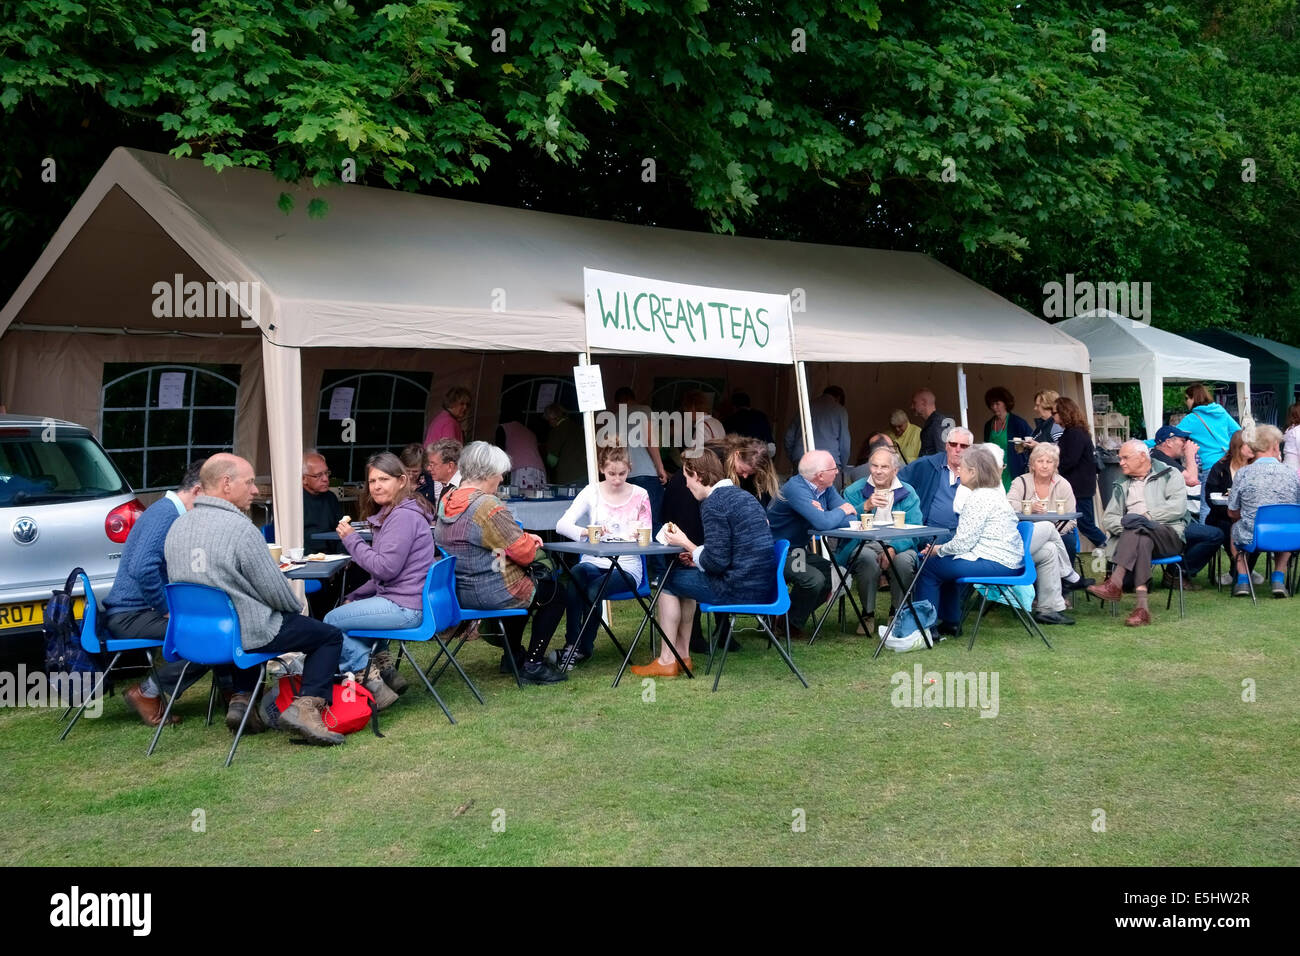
{"left": 1178, "top": 383, "right": 1241, "bottom": 519}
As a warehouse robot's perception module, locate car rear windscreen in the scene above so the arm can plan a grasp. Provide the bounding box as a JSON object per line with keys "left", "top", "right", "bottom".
{"left": 0, "top": 427, "right": 130, "bottom": 506}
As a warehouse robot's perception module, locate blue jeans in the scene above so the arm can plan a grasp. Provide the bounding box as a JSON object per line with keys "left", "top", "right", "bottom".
{"left": 915, "top": 555, "right": 1020, "bottom": 625}
{"left": 325, "top": 597, "right": 423, "bottom": 674}
{"left": 663, "top": 567, "right": 721, "bottom": 604}
{"left": 1182, "top": 520, "right": 1224, "bottom": 578}
{"left": 1076, "top": 496, "right": 1106, "bottom": 547}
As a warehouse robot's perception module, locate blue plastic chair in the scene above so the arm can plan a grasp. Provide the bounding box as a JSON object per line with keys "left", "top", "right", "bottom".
{"left": 148, "top": 583, "right": 278, "bottom": 767}
{"left": 956, "top": 521, "right": 1050, "bottom": 650}
{"left": 57, "top": 571, "right": 166, "bottom": 741}
{"left": 343, "top": 556, "right": 472, "bottom": 724}
{"left": 700, "top": 539, "right": 808, "bottom": 692}
{"left": 1238, "top": 503, "right": 1300, "bottom": 605}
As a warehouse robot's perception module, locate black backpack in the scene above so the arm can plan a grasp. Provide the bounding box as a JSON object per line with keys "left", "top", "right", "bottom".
{"left": 43, "top": 568, "right": 98, "bottom": 676}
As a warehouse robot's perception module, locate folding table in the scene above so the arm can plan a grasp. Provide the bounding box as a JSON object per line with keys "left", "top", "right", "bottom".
{"left": 540, "top": 540, "right": 684, "bottom": 687}
{"left": 810, "top": 524, "right": 951, "bottom": 658}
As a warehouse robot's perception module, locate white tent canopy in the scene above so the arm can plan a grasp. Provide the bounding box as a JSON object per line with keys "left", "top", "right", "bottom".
{"left": 1, "top": 147, "right": 1092, "bottom": 553}
{"left": 1056, "top": 310, "right": 1251, "bottom": 437}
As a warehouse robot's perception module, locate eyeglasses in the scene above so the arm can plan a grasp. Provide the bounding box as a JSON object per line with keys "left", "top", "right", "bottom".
{"left": 305, "top": 470, "right": 331, "bottom": 479}
{"left": 817, "top": 466, "right": 840, "bottom": 475}
{"left": 946, "top": 441, "right": 971, "bottom": 449}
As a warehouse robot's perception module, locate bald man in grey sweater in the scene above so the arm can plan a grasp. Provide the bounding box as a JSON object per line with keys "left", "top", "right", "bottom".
{"left": 165, "top": 454, "right": 345, "bottom": 745}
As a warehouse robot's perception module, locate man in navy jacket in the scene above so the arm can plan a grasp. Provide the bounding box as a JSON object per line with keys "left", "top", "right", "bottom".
{"left": 103, "top": 461, "right": 222, "bottom": 726}
{"left": 767, "top": 450, "right": 858, "bottom": 635}
{"left": 898, "top": 426, "right": 974, "bottom": 539}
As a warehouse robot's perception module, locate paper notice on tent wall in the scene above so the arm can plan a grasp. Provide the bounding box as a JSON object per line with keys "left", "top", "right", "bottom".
{"left": 535, "top": 383, "right": 558, "bottom": 412}
{"left": 329, "top": 387, "right": 355, "bottom": 421}
{"left": 573, "top": 365, "right": 605, "bottom": 413}
{"left": 157, "top": 372, "right": 186, "bottom": 410}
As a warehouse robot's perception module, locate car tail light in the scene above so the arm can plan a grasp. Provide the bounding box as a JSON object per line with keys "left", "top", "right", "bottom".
{"left": 106, "top": 499, "right": 145, "bottom": 543}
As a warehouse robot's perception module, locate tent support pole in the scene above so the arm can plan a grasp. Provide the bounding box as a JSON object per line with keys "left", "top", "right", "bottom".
{"left": 956, "top": 363, "right": 969, "bottom": 431}
{"left": 795, "top": 360, "right": 815, "bottom": 464}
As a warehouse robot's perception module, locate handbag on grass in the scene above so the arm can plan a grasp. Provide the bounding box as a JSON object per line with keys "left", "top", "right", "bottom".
{"left": 268, "top": 675, "right": 383, "bottom": 737}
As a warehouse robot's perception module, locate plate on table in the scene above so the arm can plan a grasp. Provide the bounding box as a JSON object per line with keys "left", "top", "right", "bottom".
{"left": 305, "top": 553, "right": 350, "bottom": 562}
{"left": 280, "top": 561, "right": 305, "bottom": 572}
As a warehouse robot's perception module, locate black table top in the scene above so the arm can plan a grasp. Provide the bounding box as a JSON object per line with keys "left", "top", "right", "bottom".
{"left": 283, "top": 557, "right": 351, "bottom": 580}
{"left": 1017, "top": 511, "right": 1081, "bottom": 522}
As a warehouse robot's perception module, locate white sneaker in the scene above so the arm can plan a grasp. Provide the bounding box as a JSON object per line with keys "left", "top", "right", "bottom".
{"left": 1218, "top": 571, "right": 1234, "bottom": 587}
{"left": 1251, "top": 570, "right": 1265, "bottom": 585}
{"left": 886, "top": 630, "right": 924, "bottom": 652}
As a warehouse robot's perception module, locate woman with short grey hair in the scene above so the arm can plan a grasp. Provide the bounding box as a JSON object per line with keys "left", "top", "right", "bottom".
{"left": 912, "top": 444, "right": 1025, "bottom": 637}
{"left": 456, "top": 440, "right": 512, "bottom": 483}
{"left": 434, "top": 442, "right": 568, "bottom": 685}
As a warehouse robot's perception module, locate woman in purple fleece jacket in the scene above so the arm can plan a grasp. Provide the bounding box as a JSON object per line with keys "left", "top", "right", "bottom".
{"left": 325, "top": 452, "right": 436, "bottom": 708}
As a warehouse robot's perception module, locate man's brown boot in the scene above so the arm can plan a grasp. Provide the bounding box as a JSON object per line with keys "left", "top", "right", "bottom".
{"left": 278, "top": 696, "right": 345, "bottom": 746}
{"left": 124, "top": 684, "right": 181, "bottom": 727}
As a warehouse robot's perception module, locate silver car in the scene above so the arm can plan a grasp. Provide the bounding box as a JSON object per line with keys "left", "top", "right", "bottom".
{"left": 0, "top": 414, "right": 142, "bottom": 648}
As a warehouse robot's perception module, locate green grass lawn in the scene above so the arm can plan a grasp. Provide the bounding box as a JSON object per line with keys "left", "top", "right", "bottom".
{"left": 3, "top": 580, "right": 1296, "bottom": 866}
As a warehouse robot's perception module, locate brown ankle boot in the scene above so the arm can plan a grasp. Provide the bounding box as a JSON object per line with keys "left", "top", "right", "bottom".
{"left": 278, "top": 696, "right": 345, "bottom": 746}
{"left": 371, "top": 649, "right": 409, "bottom": 695}
{"left": 359, "top": 663, "right": 398, "bottom": 711}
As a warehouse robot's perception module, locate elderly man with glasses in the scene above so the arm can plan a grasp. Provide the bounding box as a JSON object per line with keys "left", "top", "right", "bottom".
{"left": 898, "top": 426, "right": 976, "bottom": 541}
{"left": 767, "top": 450, "right": 859, "bottom": 639}
{"left": 302, "top": 451, "right": 343, "bottom": 554}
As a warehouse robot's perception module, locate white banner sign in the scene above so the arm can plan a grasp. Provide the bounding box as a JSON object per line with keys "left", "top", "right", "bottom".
{"left": 583, "top": 268, "right": 793, "bottom": 364}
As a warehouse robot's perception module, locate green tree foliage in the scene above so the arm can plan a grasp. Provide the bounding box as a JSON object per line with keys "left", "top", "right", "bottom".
{"left": 1, "top": 1, "right": 1294, "bottom": 344}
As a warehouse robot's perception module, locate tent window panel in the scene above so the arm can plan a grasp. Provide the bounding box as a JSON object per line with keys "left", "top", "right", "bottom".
{"left": 650, "top": 377, "right": 727, "bottom": 414}
{"left": 192, "top": 409, "right": 236, "bottom": 445}
{"left": 145, "top": 448, "right": 190, "bottom": 490}
{"left": 101, "top": 413, "right": 142, "bottom": 452}
{"left": 392, "top": 377, "right": 428, "bottom": 410}
{"left": 150, "top": 409, "right": 189, "bottom": 446}
{"left": 100, "top": 363, "right": 240, "bottom": 492}
{"left": 316, "top": 370, "right": 432, "bottom": 484}
{"left": 499, "top": 375, "right": 578, "bottom": 437}
{"left": 114, "top": 453, "right": 145, "bottom": 492}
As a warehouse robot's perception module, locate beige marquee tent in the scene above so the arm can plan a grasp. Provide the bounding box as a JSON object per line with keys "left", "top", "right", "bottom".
{"left": 1, "top": 147, "right": 1092, "bottom": 554}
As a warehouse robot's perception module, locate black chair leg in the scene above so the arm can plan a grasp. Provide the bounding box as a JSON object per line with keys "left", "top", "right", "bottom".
{"left": 398, "top": 642, "right": 456, "bottom": 725}
{"left": 59, "top": 651, "right": 121, "bottom": 741}
{"left": 757, "top": 615, "right": 808, "bottom": 689}
{"left": 711, "top": 615, "right": 734, "bottom": 692}
{"left": 206, "top": 673, "right": 219, "bottom": 726}
{"left": 147, "top": 661, "right": 190, "bottom": 756}
{"left": 418, "top": 633, "right": 483, "bottom": 705}
{"left": 966, "top": 594, "right": 990, "bottom": 650}
{"left": 225, "top": 663, "right": 265, "bottom": 768}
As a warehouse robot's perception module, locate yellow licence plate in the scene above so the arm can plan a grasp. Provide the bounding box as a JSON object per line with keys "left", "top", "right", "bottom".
{"left": 0, "top": 597, "right": 85, "bottom": 631}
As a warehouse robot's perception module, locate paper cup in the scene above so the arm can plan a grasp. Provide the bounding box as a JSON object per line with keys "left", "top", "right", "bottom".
{"left": 861, "top": 513, "right": 875, "bottom": 530}
{"left": 586, "top": 525, "right": 603, "bottom": 544}
{"left": 286, "top": 547, "right": 304, "bottom": 562}
{"left": 1022, "top": 500, "right": 1034, "bottom": 515}
{"left": 268, "top": 543, "right": 282, "bottom": 564}
{"left": 637, "top": 527, "right": 652, "bottom": 546}
{"left": 892, "top": 510, "right": 906, "bottom": 529}
{"left": 1055, "top": 500, "right": 1066, "bottom": 515}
